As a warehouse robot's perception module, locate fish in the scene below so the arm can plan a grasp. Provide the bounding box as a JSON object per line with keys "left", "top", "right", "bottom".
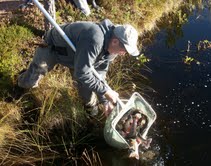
{"left": 125, "top": 112, "right": 144, "bottom": 138}
{"left": 128, "top": 139, "right": 141, "bottom": 160}
{"left": 136, "top": 136, "right": 152, "bottom": 149}
{"left": 123, "top": 115, "right": 133, "bottom": 134}
{"left": 116, "top": 111, "right": 148, "bottom": 139}
{"left": 137, "top": 115, "right": 148, "bottom": 134}
{"left": 126, "top": 116, "right": 139, "bottom": 138}
{"left": 115, "top": 108, "right": 153, "bottom": 159}
{"left": 116, "top": 113, "right": 129, "bottom": 131}
{"left": 128, "top": 137, "right": 152, "bottom": 160}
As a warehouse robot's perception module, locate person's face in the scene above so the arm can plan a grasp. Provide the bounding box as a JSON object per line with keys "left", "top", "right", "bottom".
{"left": 107, "top": 38, "right": 127, "bottom": 56}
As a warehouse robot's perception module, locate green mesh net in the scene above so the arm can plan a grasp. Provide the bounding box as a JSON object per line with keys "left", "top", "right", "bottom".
{"left": 104, "top": 92, "right": 157, "bottom": 149}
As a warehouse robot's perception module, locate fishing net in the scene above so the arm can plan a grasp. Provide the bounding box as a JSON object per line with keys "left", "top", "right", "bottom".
{"left": 104, "top": 92, "right": 156, "bottom": 149}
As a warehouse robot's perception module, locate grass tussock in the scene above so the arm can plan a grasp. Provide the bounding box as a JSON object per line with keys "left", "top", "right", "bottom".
{"left": 0, "top": 80, "right": 94, "bottom": 165}
{"left": 0, "top": 65, "right": 100, "bottom": 165}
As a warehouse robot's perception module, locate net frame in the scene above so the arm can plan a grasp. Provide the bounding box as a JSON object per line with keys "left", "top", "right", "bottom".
{"left": 104, "top": 92, "right": 157, "bottom": 149}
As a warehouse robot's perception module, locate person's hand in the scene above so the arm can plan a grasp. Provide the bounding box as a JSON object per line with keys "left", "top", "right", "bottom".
{"left": 104, "top": 89, "right": 119, "bottom": 104}
{"left": 103, "top": 101, "right": 114, "bottom": 117}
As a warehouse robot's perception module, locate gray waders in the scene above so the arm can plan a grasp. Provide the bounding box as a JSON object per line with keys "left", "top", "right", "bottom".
{"left": 18, "top": 46, "right": 106, "bottom": 108}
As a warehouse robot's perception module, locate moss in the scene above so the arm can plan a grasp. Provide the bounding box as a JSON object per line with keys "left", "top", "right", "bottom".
{"left": 0, "top": 24, "right": 33, "bottom": 88}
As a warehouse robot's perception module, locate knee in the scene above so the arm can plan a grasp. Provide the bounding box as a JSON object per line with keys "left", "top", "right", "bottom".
{"left": 17, "top": 71, "right": 34, "bottom": 89}
{"left": 17, "top": 63, "right": 45, "bottom": 89}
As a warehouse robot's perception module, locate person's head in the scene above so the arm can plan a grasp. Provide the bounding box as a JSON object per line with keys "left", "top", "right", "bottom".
{"left": 107, "top": 24, "right": 140, "bottom": 56}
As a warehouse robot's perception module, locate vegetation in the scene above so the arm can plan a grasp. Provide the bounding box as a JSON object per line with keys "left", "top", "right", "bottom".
{"left": 197, "top": 40, "right": 211, "bottom": 51}
{"left": 0, "top": 0, "right": 205, "bottom": 165}
{"left": 0, "top": 24, "right": 33, "bottom": 90}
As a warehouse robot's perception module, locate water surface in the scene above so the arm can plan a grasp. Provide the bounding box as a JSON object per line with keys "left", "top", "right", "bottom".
{"left": 143, "top": 2, "right": 211, "bottom": 165}
{"left": 99, "top": 2, "right": 211, "bottom": 166}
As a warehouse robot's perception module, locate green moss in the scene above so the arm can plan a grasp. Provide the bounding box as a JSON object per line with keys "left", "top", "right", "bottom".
{"left": 0, "top": 24, "right": 33, "bottom": 87}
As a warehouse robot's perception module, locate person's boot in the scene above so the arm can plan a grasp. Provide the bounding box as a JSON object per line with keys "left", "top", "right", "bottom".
{"left": 85, "top": 104, "right": 99, "bottom": 116}
{"left": 92, "top": 0, "right": 100, "bottom": 10}
{"left": 18, "top": 0, "right": 34, "bottom": 10}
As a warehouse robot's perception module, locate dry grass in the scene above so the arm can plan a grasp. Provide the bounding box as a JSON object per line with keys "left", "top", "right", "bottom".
{"left": 0, "top": 67, "right": 93, "bottom": 165}
{"left": 98, "top": 0, "right": 183, "bottom": 35}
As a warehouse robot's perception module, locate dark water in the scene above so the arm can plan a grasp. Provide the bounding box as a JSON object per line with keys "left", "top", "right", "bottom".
{"left": 143, "top": 2, "right": 211, "bottom": 166}
{"left": 99, "top": 2, "right": 211, "bottom": 166}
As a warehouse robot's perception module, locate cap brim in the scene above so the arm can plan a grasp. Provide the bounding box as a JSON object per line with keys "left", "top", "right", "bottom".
{"left": 124, "top": 44, "right": 140, "bottom": 56}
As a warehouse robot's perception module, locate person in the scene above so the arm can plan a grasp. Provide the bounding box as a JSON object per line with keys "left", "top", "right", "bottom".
{"left": 19, "top": 0, "right": 33, "bottom": 10}
{"left": 72, "top": 0, "right": 100, "bottom": 16}
{"left": 17, "top": 19, "right": 140, "bottom": 116}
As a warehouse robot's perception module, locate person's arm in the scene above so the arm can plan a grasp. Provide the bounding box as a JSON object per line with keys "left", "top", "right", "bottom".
{"left": 74, "top": 40, "right": 119, "bottom": 105}
{"left": 74, "top": 27, "right": 119, "bottom": 105}
{"left": 74, "top": 34, "right": 108, "bottom": 97}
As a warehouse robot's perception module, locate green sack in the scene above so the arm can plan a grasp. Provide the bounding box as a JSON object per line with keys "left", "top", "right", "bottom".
{"left": 104, "top": 92, "right": 156, "bottom": 149}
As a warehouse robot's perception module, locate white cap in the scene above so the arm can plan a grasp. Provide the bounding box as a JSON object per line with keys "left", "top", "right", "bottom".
{"left": 113, "top": 24, "right": 140, "bottom": 56}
